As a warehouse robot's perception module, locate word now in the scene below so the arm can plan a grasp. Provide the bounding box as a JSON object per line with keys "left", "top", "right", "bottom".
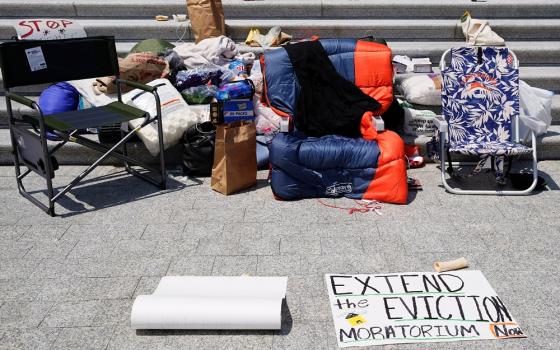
{"left": 18, "top": 20, "right": 75, "bottom": 39}
{"left": 491, "top": 322, "right": 524, "bottom": 339}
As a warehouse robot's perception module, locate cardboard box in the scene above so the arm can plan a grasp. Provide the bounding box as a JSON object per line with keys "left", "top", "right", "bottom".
{"left": 211, "top": 99, "right": 255, "bottom": 124}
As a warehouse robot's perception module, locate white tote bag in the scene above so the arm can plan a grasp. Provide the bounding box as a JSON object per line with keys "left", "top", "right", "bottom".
{"left": 461, "top": 11, "right": 505, "bottom": 46}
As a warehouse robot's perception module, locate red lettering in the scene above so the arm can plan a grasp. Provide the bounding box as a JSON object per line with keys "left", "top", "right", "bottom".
{"left": 18, "top": 20, "right": 34, "bottom": 39}
{"left": 60, "top": 19, "right": 73, "bottom": 28}
{"left": 28, "top": 20, "right": 42, "bottom": 31}
{"left": 18, "top": 20, "right": 42, "bottom": 39}
{"left": 46, "top": 20, "right": 60, "bottom": 29}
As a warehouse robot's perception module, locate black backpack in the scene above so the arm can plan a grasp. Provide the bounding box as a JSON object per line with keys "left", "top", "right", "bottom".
{"left": 182, "top": 122, "right": 216, "bottom": 176}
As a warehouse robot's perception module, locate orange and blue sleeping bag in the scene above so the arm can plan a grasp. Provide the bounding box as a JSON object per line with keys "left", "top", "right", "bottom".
{"left": 264, "top": 38, "right": 408, "bottom": 204}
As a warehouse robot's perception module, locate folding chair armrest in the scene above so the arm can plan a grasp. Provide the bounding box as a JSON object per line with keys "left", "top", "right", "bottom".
{"left": 6, "top": 92, "right": 46, "bottom": 127}
{"left": 116, "top": 79, "right": 157, "bottom": 93}
{"left": 7, "top": 92, "right": 38, "bottom": 110}
{"left": 433, "top": 115, "right": 448, "bottom": 134}
{"left": 115, "top": 79, "right": 161, "bottom": 125}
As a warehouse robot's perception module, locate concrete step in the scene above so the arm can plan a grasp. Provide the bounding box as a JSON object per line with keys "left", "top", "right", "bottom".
{"left": 389, "top": 41, "right": 560, "bottom": 66}
{"left": 1, "top": 0, "right": 559, "bottom": 19}
{"left": 2, "top": 94, "right": 559, "bottom": 129}
{"left": 393, "top": 66, "right": 560, "bottom": 92}
{"left": 1, "top": 18, "right": 560, "bottom": 42}
{"left": 1, "top": 126, "right": 559, "bottom": 166}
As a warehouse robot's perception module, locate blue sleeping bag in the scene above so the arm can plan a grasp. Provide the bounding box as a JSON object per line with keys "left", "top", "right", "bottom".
{"left": 38, "top": 82, "right": 80, "bottom": 140}
{"left": 269, "top": 132, "right": 380, "bottom": 199}
{"left": 39, "top": 82, "right": 79, "bottom": 115}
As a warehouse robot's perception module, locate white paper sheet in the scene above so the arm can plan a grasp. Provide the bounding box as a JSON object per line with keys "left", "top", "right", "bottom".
{"left": 131, "top": 276, "right": 288, "bottom": 330}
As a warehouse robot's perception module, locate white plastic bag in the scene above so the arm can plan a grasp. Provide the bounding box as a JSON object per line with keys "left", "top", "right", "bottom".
{"left": 254, "top": 101, "right": 282, "bottom": 135}
{"left": 124, "top": 79, "right": 201, "bottom": 156}
{"left": 517, "top": 80, "right": 553, "bottom": 140}
{"left": 248, "top": 60, "right": 263, "bottom": 98}
{"left": 399, "top": 73, "right": 442, "bottom": 106}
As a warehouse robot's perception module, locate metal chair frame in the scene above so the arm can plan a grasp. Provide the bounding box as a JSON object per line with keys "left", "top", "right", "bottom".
{"left": 435, "top": 47, "right": 538, "bottom": 195}
{"left": 2, "top": 37, "right": 166, "bottom": 216}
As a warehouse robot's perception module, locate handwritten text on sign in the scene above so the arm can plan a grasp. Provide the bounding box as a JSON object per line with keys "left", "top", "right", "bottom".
{"left": 15, "top": 19, "right": 86, "bottom": 40}
{"left": 325, "top": 271, "right": 524, "bottom": 347}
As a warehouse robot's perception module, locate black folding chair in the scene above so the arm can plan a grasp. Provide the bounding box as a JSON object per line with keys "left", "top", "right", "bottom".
{"left": 0, "top": 36, "right": 166, "bottom": 216}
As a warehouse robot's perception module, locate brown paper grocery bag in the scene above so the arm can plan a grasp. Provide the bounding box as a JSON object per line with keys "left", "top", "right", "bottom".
{"left": 211, "top": 121, "right": 257, "bottom": 195}
{"left": 186, "top": 0, "right": 226, "bottom": 43}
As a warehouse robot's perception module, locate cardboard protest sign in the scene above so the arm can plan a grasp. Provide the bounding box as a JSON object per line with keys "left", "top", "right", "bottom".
{"left": 14, "top": 19, "right": 86, "bottom": 40}
{"left": 325, "top": 271, "right": 525, "bottom": 347}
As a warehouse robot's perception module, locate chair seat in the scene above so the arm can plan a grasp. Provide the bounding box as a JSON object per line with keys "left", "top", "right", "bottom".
{"left": 40, "top": 101, "right": 147, "bottom": 131}
{"left": 449, "top": 141, "right": 532, "bottom": 156}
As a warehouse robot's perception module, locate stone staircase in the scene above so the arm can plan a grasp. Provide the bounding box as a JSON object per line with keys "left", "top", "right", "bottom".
{"left": 0, "top": 0, "right": 559, "bottom": 164}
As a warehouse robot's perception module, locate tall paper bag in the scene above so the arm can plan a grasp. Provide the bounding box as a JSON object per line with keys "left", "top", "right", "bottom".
{"left": 186, "top": 0, "right": 226, "bottom": 43}
{"left": 211, "top": 121, "right": 257, "bottom": 195}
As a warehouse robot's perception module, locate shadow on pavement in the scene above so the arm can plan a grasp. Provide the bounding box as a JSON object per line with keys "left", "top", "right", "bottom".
{"left": 26, "top": 169, "right": 191, "bottom": 216}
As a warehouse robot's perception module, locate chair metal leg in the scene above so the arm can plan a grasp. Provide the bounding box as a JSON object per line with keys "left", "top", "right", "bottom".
{"left": 36, "top": 109, "right": 56, "bottom": 215}
{"left": 51, "top": 126, "right": 152, "bottom": 202}
{"left": 441, "top": 132, "right": 538, "bottom": 196}
{"left": 7, "top": 96, "right": 56, "bottom": 216}
{"left": 7, "top": 101, "right": 167, "bottom": 216}
{"left": 446, "top": 149, "right": 453, "bottom": 175}
{"left": 154, "top": 93, "right": 167, "bottom": 190}
{"left": 439, "top": 135, "right": 450, "bottom": 189}
{"left": 120, "top": 119, "right": 166, "bottom": 189}
{"left": 72, "top": 132, "right": 160, "bottom": 173}
{"left": 156, "top": 119, "right": 166, "bottom": 190}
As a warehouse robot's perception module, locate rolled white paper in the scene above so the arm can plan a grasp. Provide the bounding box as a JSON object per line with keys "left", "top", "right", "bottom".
{"left": 130, "top": 276, "right": 288, "bottom": 330}
{"left": 131, "top": 296, "right": 282, "bottom": 329}
{"left": 154, "top": 276, "right": 287, "bottom": 298}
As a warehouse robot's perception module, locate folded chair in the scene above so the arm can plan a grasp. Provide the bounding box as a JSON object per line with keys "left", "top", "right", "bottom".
{"left": 434, "top": 46, "right": 538, "bottom": 195}
{"left": 0, "top": 36, "right": 166, "bottom": 216}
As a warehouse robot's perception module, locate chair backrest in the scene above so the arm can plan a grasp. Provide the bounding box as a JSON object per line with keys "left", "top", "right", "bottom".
{"left": 441, "top": 46, "right": 519, "bottom": 144}
{"left": 0, "top": 36, "right": 118, "bottom": 89}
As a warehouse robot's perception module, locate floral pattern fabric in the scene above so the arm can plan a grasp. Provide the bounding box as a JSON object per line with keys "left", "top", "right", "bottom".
{"left": 449, "top": 140, "right": 531, "bottom": 156}
{"left": 442, "top": 46, "right": 522, "bottom": 156}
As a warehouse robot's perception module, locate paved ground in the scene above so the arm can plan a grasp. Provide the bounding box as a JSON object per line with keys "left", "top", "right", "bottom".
{"left": 0, "top": 162, "right": 559, "bottom": 350}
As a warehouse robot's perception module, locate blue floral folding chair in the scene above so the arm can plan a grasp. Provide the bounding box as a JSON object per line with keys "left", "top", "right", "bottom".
{"left": 434, "top": 46, "right": 538, "bottom": 195}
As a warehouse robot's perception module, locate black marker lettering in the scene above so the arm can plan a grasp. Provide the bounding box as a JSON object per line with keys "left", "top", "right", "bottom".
{"left": 354, "top": 276, "right": 380, "bottom": 294}
{"left": 467, "top": 295, "right": 487, "bottom": 322}
{"left": 436, "top": 296, "right": 452, "bottom": 319}
{"left": 422, "top": 274, "right": 442, "bottom": 292}
{"left": 400, "top": 274, "right": 422, "bottom": 293}
{"left": 399, "top": 297, "right": 418, "bottom": 319}
{"left": 383, "top": 297, "right": 403, "bottom": 320}
{"left": 438, "top": 273, "right": 464, "bottom": 292}
{"left": 375, "top": 274, "right": 398, "bottom": 293}
{"left": 330, "top": 275, "right": 352, "bottom": 295}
